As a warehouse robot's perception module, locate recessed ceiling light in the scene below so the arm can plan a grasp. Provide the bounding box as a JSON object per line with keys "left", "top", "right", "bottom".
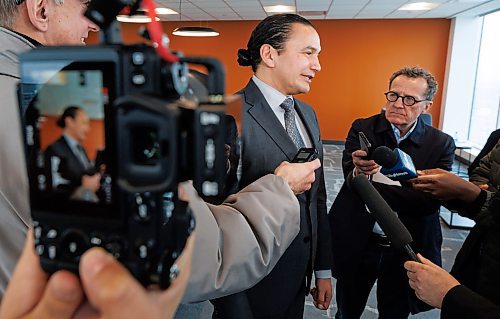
{"left": 398, "top": 2, "right": 440, "bottom": 11}
{"left": 298, "top": 11, "right": 327, "bottom": 17}
{"left": 263, "top": 5, "right": 296, "bottom": 13}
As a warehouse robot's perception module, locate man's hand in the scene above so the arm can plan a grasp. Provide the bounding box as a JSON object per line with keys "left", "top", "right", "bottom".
{"left": 274, "top": 159, "right": 321, "bottom": 194}
{"left": 410, "top": 168, "right": 481, "bottom": 202}
{"left": 310, "top": 278, "right": 332, "bottom": 310}
{"left": 0, "top": 230, "right": 84, "bottom": 319}
{"left": 352, "top": 150, "right": 379, "bottom": 176}
{"left": 404, "top": 254, "right": 460, "bottom": 308}
{"left": 0, "top": 229, "right": 194, "bottom": 319}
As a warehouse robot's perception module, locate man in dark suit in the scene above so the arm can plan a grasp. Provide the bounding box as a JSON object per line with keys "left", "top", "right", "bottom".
{"left": 329, "top": 66, "right": 455, "bottom": 318}
{"left": 45, "top": 106, "right": 100, "bottom": 201}
{"left": 212, "top": 14, "right": 333, "bottom": 319}
{"left": 468, "top": 128, "right": 500, "bottom": 175}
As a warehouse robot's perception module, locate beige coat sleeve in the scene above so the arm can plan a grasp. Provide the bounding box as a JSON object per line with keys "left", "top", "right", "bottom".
{"left": 182, "top": 174, "right": 300, "bottom": 303}
{"left": 0, "top": 72, "right": 31, "bottom": 300}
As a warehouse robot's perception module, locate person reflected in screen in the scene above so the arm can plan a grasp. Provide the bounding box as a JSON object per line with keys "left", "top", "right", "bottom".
{"left": 44, "top": 106, "right": 101, "bottom": 202}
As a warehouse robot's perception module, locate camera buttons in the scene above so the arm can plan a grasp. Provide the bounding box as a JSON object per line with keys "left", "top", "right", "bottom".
{"left": 90, "top": 235, "right": 104, "bottom": 246}
{"left": 46, "top": 229, "right": 58, "bottom": 239}
{"left": 132, "top": 52, "right": 145, "bottom": 66}
{"left": 131, "top": 73, "right": 146, "bottom": 86}
{"left": 35, "top": 245, "right": 44, "bottom": 256}
{"left": 48, "top": 245, "right": 57, "bottom": 260}
{"left": 34, "top": 225, "right": 42, "bottom": 240}
{"left": 105, "top": 237, "right": 126, "bottom": 259}
{"left": 60, "top": 229, "right": 90, "bottom": 261}
{"left": 137, "top": 243, "right": 148, "bottom": 259}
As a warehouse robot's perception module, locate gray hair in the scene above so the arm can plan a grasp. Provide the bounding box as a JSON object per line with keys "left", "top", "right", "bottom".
{"left": 389, "top": 66, "right": 438, "bottom": 101}
{"left": 0, "top": 0, "right": 64, "bottom": 29}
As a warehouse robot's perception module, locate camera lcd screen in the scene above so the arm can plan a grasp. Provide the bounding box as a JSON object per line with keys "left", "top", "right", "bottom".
{"left": 21, "top": 63, "right": 118, "bottom": 219}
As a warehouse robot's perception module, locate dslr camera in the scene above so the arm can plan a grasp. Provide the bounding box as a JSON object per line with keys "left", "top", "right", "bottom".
{"left": 17, "top": 0, "right": 230, "bottom": 288}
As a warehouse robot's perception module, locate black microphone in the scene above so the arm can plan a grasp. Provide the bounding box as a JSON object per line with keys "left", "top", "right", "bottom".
{"left": 372, "top": 146, "right": 417, "bottom": 181}
{"left": 351, "top": 174, "right": 421, "bottom": 262}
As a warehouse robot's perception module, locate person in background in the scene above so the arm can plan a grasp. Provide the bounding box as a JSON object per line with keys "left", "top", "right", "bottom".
{"left": 406, "top": 159, "right": 500, "bottom": 319}
{"left": 468, "top": 140, "right": 500, "bottom": 190}
{"left": 211, "top": 13, "right": 333, "bottom": 319}
{"left": 468, "top": 128, "right": 500, "bottom": 175}
{"left": 329, "top": 66, "right": 455, "bottom": 318}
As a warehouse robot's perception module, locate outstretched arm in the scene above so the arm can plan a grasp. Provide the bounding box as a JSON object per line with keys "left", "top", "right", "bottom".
{"left": 183, "top": 174, "right": 300, "bottom": 302}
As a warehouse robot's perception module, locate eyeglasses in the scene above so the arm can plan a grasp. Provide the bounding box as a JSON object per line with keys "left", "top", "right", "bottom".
{"left": 384, "top": 91, "right": 427, "bottom": 107}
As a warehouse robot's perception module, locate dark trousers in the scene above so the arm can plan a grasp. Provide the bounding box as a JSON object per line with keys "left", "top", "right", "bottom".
{"left": 335, "top": 237, "right": 410, "bottom": 319}
{"left": 212, "top": 279, "right": 307, "bottom": 319}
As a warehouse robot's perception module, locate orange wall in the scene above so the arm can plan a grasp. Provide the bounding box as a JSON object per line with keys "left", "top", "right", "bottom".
{"left": 89, "top": 19, "right": 450, "bottom": 141}
{"left": 40, "top": 116, "right": 104, "bottom": 160}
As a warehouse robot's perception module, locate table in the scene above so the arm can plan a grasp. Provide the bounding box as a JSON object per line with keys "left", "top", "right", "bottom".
{"left": 455, "top": 142, "right": 472, "bottom": 177}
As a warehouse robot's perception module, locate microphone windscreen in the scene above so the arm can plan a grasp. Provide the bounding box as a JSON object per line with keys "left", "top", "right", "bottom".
{"left": 372, "top": 146, "right": 397, "bottom": 168}
{"left": 351, "top": 174, "right": 413, "bottom": 249}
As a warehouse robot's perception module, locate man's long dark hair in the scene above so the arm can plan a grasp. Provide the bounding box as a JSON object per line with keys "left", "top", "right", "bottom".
{"left": 237, "top": 14, "right": 314, "bottom": 72}
{"left": 56, "top": 106, "right": 82, "bottom": 128}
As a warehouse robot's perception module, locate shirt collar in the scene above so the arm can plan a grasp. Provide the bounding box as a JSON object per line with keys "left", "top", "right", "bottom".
{"left": 9, "top": 29, "right": 42, "bottom": 47}
{"left": 251, "top": 75, "right": 291, "bottom": 110}
{"left": 391, "top": 120, "right": 418, "bottom": 145}
{"left": 63, "top": 133, "right": 80, "bottom": 150}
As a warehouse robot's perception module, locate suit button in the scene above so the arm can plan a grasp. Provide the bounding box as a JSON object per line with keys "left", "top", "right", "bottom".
{"left": 303, "top": 236, "right": 311, "bottom": 243}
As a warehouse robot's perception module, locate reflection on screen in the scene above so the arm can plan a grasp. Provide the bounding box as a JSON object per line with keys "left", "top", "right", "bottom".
{"left": 30, "top": 70, "right": 111, "bottom": 207}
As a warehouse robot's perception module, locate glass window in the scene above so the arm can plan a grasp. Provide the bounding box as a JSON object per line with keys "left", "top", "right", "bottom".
{"left": 468, "top": 10, "right": 500, "bottom": 149}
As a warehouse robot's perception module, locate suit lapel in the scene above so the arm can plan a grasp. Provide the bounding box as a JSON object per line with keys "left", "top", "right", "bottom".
{"left": 244, "top": 80, "right": 298, "bottom": 161}
{"left": 60, "top": 137, "right": 87, "bottom": 171}
{"left": 294, "top": 100, "right": 319, "bottom": 150}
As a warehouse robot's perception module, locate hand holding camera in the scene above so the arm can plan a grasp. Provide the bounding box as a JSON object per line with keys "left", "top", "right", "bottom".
{"left": 0, "top": 229, "right": 194, "bottom": 319}
{"left": 17, "top": 0, "right": 228, "bottom": 290}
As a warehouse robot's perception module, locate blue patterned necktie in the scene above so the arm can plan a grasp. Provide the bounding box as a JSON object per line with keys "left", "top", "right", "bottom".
{"left": 280, "top": 97, "right": 305, "bottom": 149}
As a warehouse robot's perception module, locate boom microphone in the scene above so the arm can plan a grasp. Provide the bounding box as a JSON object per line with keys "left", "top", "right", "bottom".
{"left": 372, "top": 146, "right": 417, "bottom": 181}
{"left": 351, "top": 174, "right": 421, "bottom": 262}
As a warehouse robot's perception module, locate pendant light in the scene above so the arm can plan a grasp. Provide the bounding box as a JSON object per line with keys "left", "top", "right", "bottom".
{"left": 172, "top": 0, "right": 219, "bottom": 37}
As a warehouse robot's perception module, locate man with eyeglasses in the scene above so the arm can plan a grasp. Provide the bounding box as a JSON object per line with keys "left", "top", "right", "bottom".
{"left": 329, "top": 66, "right": 455, "bottom": 319}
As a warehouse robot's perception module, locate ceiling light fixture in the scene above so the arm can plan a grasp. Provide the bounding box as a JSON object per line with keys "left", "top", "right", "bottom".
{"left": 263, "top": 5, "right": 296, "bottom": 13}
{"left": 116, "top": 7, "right": 177, "bottom": 23}
{"left": 172, "top": 26, "right": 219, "bottom": 37}
{"left": 116, "top": 13, "right": 159, "bottom": 23}
{"left": 172, "top": 0, "right": 219, "bottom": 37}
{"left": 398, "top": 2, "right": 440, "bottom": 11}
{"left": 155, "top": 7, "right": 178, "bottom": 15}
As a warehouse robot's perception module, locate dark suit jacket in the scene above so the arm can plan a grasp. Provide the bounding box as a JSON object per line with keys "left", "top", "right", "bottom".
{"left": 218, "top": 79, "right": 333, "bottom": 317}
{"left": 468, "top": 128, "right": 500, "bottom": 175}
{"left": 44, "top": 136, "right": 89, "bottom": 195}
{"left": 441, "top": 285, "right": 500, "bottom": 319}
{"left": 329, "top": 112, "right": 455, "bottom": 313}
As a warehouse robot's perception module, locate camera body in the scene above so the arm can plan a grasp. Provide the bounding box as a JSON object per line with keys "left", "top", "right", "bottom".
{"left": 18, "top": 44, "right": 227, "bottom": 287}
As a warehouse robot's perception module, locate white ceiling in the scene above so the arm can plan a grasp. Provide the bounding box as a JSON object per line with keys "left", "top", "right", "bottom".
{"left": 155, "top": 0, "right": 500, "bottom": 21}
